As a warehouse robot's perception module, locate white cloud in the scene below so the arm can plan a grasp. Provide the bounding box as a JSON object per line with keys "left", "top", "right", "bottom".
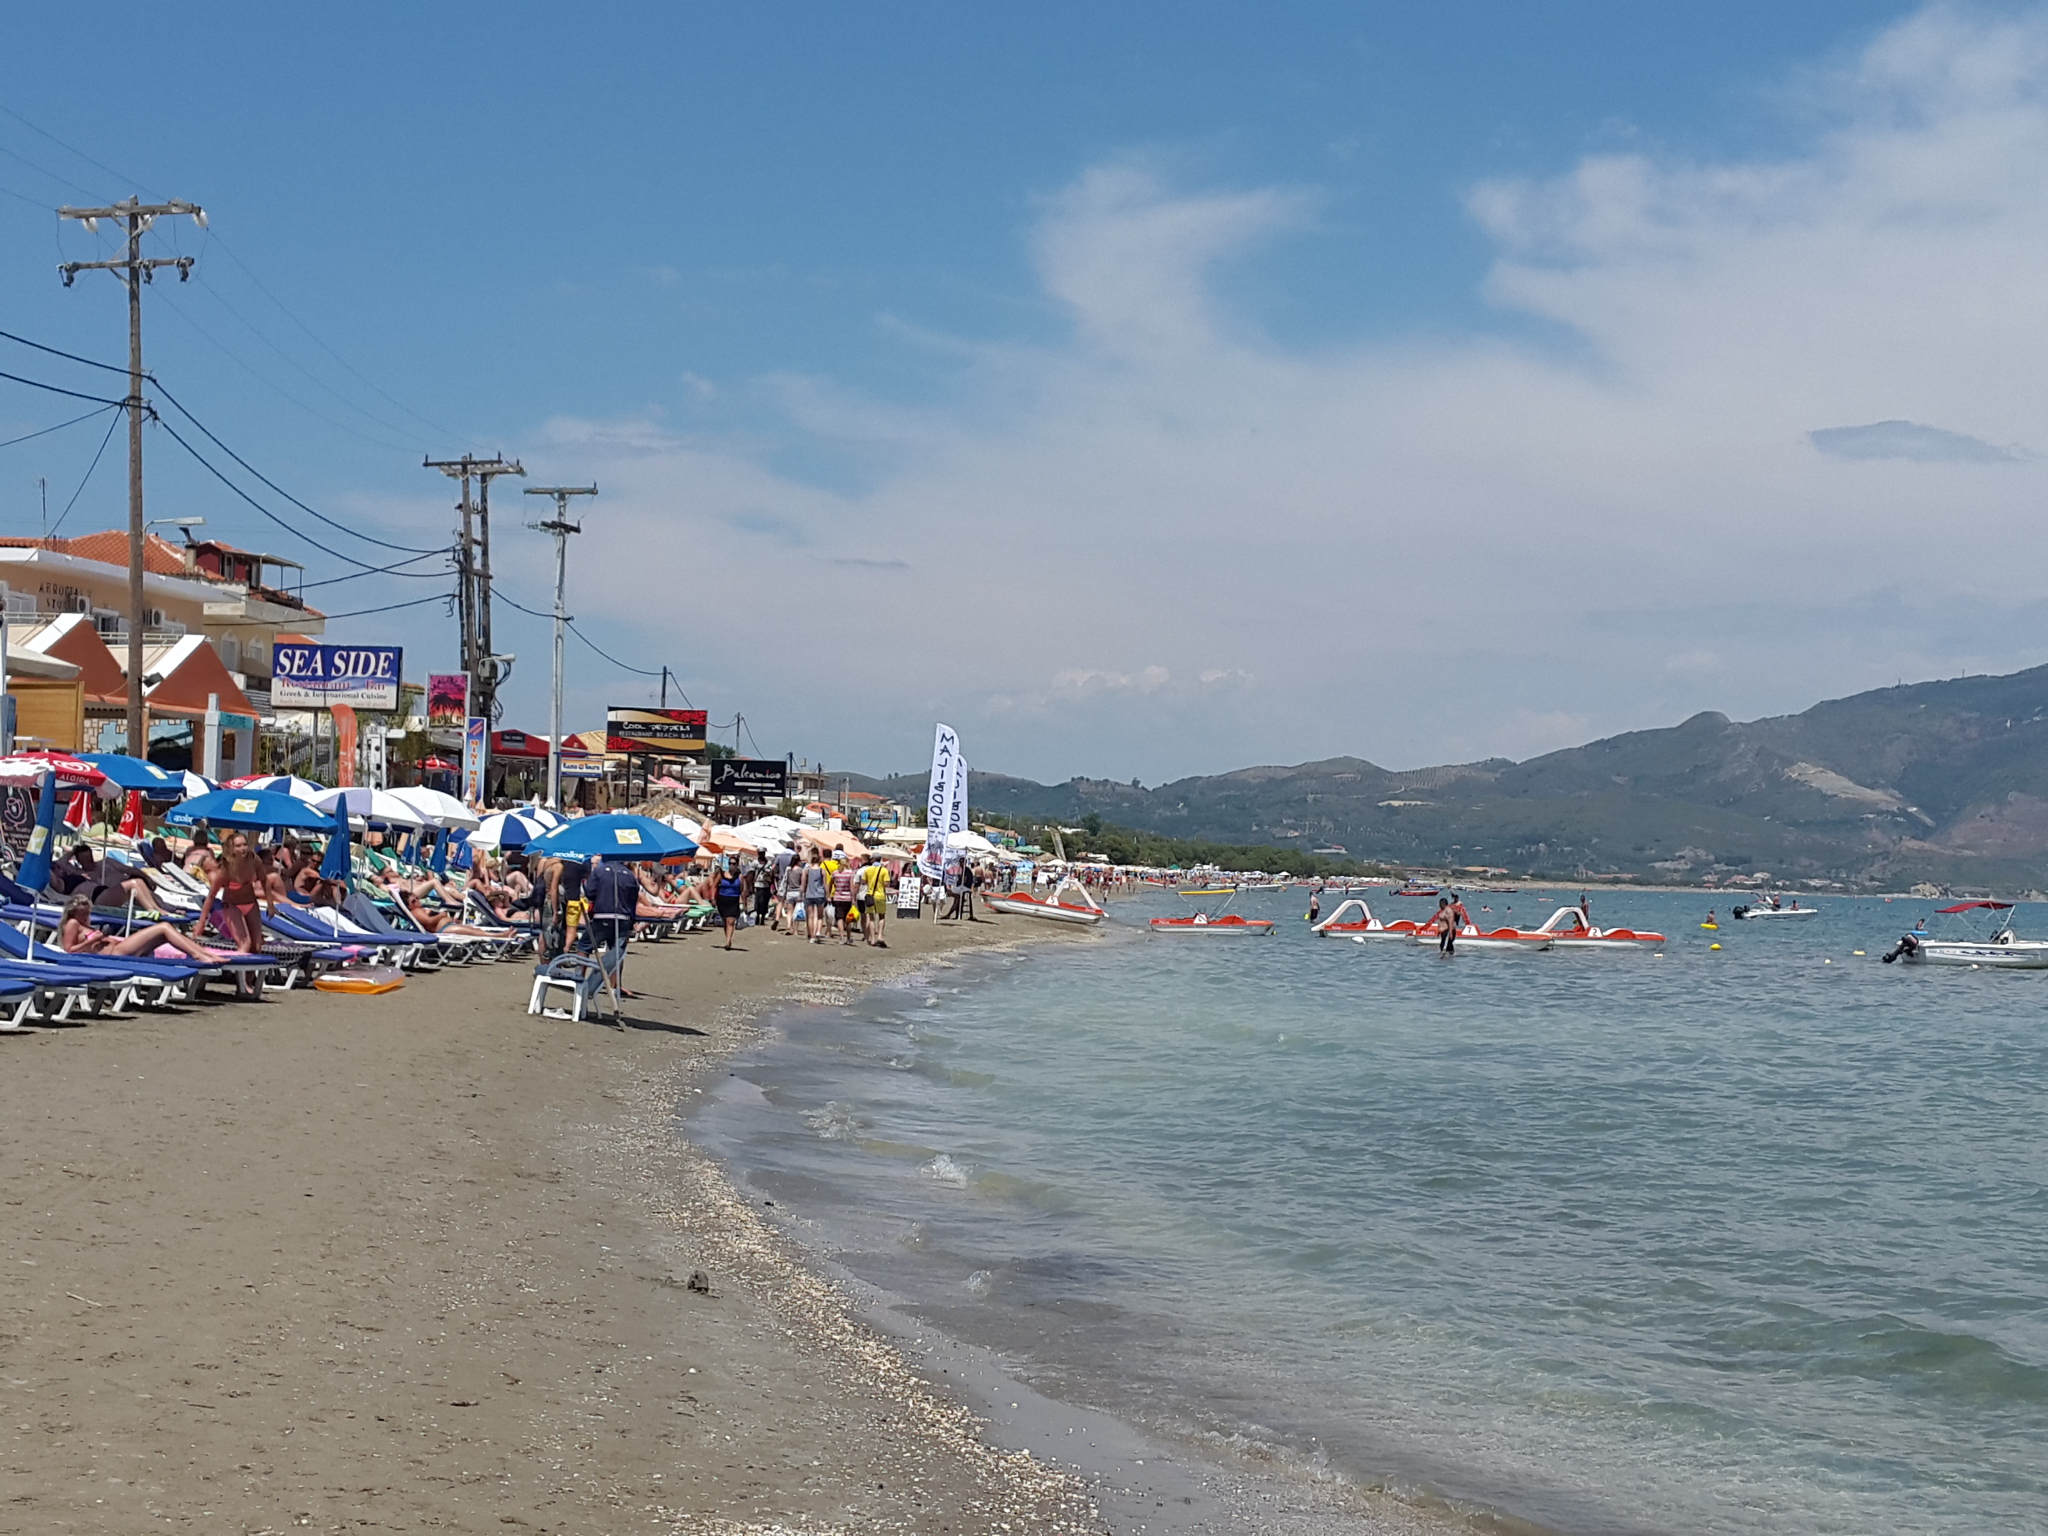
{"left": 504, "top": 4, "right": 2048, "bottom": 783}
{"left": 1808, "top": 420, "right": 2020, "bottom": 461}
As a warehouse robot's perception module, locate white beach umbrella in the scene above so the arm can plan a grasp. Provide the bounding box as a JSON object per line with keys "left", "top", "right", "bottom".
{"left": 470, "top": 809, "right": 553, "bottom": 850}
{"left": 386, "top": 785, "right": 482, "bottom": 830}
{"left": 946, "top": 830, "right": 997, "bottom": 854}
{"left": 309, "top": 785, "right": 374, "bottom": 818}
{"left": 353, "top": 790, "right": 427, "bottom": 830}
{"left": 230, "top": 773, "right": 328, "bottom": 800}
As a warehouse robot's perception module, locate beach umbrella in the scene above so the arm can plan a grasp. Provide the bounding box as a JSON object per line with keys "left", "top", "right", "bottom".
{"left": 225, "top": 773, "right": 327, "bottom": 799}
{"left": 178, "top": 770, "right": 217, "bottom": 799}
{"left": 319, "top": 807, "right": 351, "bottom": 883}
{"left": 307, "top": 785, "right": 374, "bottom": 818}
{"left": 695, "top": 824, "right": 762, "bottom": 854}
{"left": 77, "top": 752, "right": 186, "bottom": 795}
{"left": 528, "top": 814, "right": 698, "bottom": 862}
{"left": 0, "top": 752, "right": 111, "bottom": 792}
{"left": 17, "top": 766, "right": 61, "bottom": 890}
{"left": 799, "top": 826, "right": 871, "bottom": 856}
{"left": 385, "top": 785, "right": 481, "bottom": 830}
{"left": 946, "top": 830, "right": 997, "bottom": 854}
{"left": 356, "top": 790, "right": 426, "bottom": 830}
{"left": 470, "top": 809, "right": 552, "bottom": 850}
{"left": 165, "top": 788, "right": 344, "bottom": 830}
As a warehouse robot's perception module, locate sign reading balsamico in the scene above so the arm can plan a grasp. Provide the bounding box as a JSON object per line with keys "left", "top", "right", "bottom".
{"left": 709, "top": 757, "right": 788, "bottom": 800}
{"left": 272, "top": 644, "right": 403, "bottom": 710}
{"left": 606, "top": 706, "right": 708, "bottom": 754}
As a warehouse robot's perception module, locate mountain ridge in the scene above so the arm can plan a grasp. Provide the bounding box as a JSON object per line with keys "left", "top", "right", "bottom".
{"left": 843, "top": 663, "right": 2048, "bottom": 886}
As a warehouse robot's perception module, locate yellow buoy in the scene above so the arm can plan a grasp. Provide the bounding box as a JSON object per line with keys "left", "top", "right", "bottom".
{"left": 1853, "top": 950, "right": 1866, "bottom": 956}
{"left": 1709, "top": 942, "right": 1722, "bottom": 950}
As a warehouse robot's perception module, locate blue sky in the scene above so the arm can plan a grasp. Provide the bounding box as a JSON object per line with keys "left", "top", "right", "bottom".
{"left": 13, "top": 1, "right": 2043, "bottom": 784}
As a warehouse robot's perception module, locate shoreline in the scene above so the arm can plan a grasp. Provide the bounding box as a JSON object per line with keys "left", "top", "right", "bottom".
{"left": 0, "top": 905, "right": 1516, "bottom": 1534}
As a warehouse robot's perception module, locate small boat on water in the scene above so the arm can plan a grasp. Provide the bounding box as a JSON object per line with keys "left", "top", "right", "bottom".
{"left": 1883, "top": 901, "right": 2048, "bottom": 968}
{"left": 1532, "top": 906, "right": 1667, "bottom": 948}
{"left": 985, "top": 877, "right": 1106, "bottom": 927}
{"left": 1390, "top": 884, "right": 1439, "bottom": 898}
{"left": 1149, "top": 888, "right": 1275, "bottom": 936}
{"left": 1311, "top": 898, "right": 1425, "bottom": 940}
{"left": 1731, "top": 896, "right": 1818, "bottom": 920}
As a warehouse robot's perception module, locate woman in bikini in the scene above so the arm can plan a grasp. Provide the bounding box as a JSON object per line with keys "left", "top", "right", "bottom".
{"left": 59, "top": 895, "right": 229, "bottom": 963}
{"left": 201, "top": 830, "right": 270, "bottom": 953}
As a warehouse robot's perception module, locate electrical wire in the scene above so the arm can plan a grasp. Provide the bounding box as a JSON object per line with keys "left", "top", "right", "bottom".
{"left": 315, "top": 592, "right": 455, "bottom": 621}
{"left": 154, "top": 414, "right": 429, "bottom": 573}
{"left": 0, "top": 368, "right": 128, "bottom": 407}
{"left": 46, "top": 408, "right": 123, "bottom": 539}
{"left": 202, "top": 233, "right": 487, "bottom": 451}
{"left": 495, "top": 587, "right": 690, "bottom": 699}
{"left": 151, "top": 380, "right": 443, "bottom": 554}
{"left": 298, "top": 550, "right": 450, "bottom": 589}
{"left": 0, "top": 326, "right": 128, "bottom": 374}
{"left": 0, "top": 105, "right": 142, "bottom": 198}
{"left": 0, "top": 403, "right": 118, "bottom": 451}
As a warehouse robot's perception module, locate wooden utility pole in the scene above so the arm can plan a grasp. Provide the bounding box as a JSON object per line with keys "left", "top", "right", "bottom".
{"left": 523, "top": 483, "right": 597, "bottom": 810}
{"left": 59, "top": 195, "right": 206, "bottom": 757}
{"left": 424, "top": 454, "right": 524, "bottom": 723}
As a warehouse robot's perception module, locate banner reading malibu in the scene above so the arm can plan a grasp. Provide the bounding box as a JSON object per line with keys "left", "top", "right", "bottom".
{"left": 918, "top": 723, "right": 959, "bottom": 880}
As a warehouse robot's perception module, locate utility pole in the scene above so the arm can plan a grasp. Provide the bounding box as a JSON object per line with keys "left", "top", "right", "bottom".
{"left": 424, "top": 453, "right": 524, "bottom": 722}
{"left": 59, "top": 195, "right": 207, "bottom": 757}
{"left": 523, "top": 483, "right": 597, "bottom": 809}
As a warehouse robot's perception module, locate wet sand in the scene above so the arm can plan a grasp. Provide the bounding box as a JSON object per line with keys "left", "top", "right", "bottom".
{"left": 0, "top": 909, "right": 1476, "bottom": 1535}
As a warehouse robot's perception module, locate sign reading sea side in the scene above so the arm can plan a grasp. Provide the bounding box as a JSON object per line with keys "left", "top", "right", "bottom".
{"left": 271, "top": 643, "right": 402, "bottom": 710}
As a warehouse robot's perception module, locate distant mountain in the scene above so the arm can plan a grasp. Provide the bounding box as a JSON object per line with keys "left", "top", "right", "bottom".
{"left": 846, "top": 664, "right": 2048, "bottom": 888}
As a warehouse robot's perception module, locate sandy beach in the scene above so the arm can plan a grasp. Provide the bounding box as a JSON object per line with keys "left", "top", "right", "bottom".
{"left": 0, "top": 911, "right": 1470, "bottom": 1536}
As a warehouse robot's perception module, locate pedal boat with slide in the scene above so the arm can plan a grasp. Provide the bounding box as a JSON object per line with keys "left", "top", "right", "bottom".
{"left": 984, "top": 877, "right": 1106, "bottom": 927}
{"left": 1883, "top": 901, "right": 2048, "bottom": 968}
{"left": 1311, "top": 898, "right": 1425, "bottom": 940}
{"left": 1148, "top": 888, "right": 1275, "bottom": 936}
{"left": 1530, "top": 906, "right": 1668, "bottom": 948}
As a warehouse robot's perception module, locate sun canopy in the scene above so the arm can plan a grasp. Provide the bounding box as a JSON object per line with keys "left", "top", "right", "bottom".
{"left": 166, "top": 788, "right": 342, "bottom": 830}
{"left": 527, "top": 814, "right": 698, "bottom": 862}
{"left": 1936, "top": 900, "right": 2015, "bottom": 912}
{"left": 76, "top": 753, "right": 187, "bottom": 795}
{"left": 470, "top": 809, "right": 554, "bottom": 850}
{"left": 0, "top": 753, "right": 111, "bottom": 793}
{"left": 384, "top": 786, "right": 481, "bottom": 830}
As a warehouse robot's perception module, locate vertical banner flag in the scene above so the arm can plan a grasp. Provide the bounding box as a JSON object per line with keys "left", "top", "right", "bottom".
{"left": 462, "top": 716, "right": 489, "bottom": 806}
{"left": 331, "top": 704, "right": 359, "bottom": 788}
{"left": 918, "top": 723, "right": 959, "bottom": 879}
{"left": 947, "top": 750, "right": 969, "bottom": 839}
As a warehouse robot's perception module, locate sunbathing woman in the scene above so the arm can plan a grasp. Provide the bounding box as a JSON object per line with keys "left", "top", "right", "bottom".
{"left": 59, "top": 896, "right": 232, "bottom": 962}
{"left": 200, "top": 830, "right": 270, "bottom": 952}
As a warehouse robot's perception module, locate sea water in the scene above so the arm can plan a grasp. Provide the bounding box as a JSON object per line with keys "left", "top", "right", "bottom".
{"left": 688, "top": 890, "right": 2048, "bottom": 1534}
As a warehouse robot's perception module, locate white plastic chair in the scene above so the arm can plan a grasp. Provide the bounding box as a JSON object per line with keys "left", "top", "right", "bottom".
{"left": 526, "top": 945, "right": 623, "bottom": 1025}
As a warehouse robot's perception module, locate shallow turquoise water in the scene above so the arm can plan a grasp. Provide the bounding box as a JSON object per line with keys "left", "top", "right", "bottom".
{"left": 690, "top": 890, "right": 2048, "bottom": 1534}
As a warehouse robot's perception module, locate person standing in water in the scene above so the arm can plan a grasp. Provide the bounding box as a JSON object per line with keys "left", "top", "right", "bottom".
{"left": 1435, "top": 896, "right": 1457, "bottom": 955}
{"left": 1306, "top": 889, "right": 1321, "bottom": 924}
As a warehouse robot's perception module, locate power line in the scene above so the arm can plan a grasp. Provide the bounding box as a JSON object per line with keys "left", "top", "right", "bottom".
{"left": 153, "top": 380, "right": 442, "bottom": 554}
{"left": 0, "top": 403, "right": 118, "bottom": 451}
{"left": 47, "top": 408, "right": 123, "bottom": 539}
{"left": 154, "top": 414, "right": 428, "bottom": 574}
{"left": 298, "top": 550, "right": 450, "bottom": 589}
{"left": 0, "top": 367, "right": 128, "bottom": 407}
{"left": 496, "top": 585, "right": 688, "bottom": 698}
{"left": 203, "top": 233, "right": 487, "bottom": 451}
{"left": 0, "top": 327, "right": 127, "bottom": 374}
{"left": 317, "top": 592, "right": 454, "bottom": 621}
{"left": 0, "top": 104, "right": 144, "bottom": 199}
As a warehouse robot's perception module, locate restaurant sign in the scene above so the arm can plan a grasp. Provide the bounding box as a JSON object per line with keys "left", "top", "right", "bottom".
{"left": 272, "top": 644, "right": 402, "bottom": 710}
{"left": 606, "top": 706, "right": 708, "bottom": 755}
{"left": 709, "top": 757, "right": 788, "bottom": 800}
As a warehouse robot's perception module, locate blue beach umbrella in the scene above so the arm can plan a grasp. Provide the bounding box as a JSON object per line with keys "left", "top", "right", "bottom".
{"left": 17, "top": 767, "right": 61, "bottom": 891}
{"left": 76, "top": 753, "right": 185, "bottom": 795}
{"left": 165, "top": 788, "right": 343, "bottom": 831}
{"left": 528, "top": 814, "right": 698, "bottom": 862}
{"left": 471, "top": 809, "right": 551, "bottom": 851}
{"left": 319, "top": 808, "right": 352, "bottom": 883}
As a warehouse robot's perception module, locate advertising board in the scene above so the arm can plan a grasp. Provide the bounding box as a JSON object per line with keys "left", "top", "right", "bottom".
{"left": 606, "top": 706, "right": 708, "bottom": 754}
{"left": 709, "top": 757, "right": 788, "bottom": 800}
{"left": 427, "top": 673, "right": 470, "bottom": 729}
{"left": 271, "top": 644, "right": 402, "bottom": 710}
